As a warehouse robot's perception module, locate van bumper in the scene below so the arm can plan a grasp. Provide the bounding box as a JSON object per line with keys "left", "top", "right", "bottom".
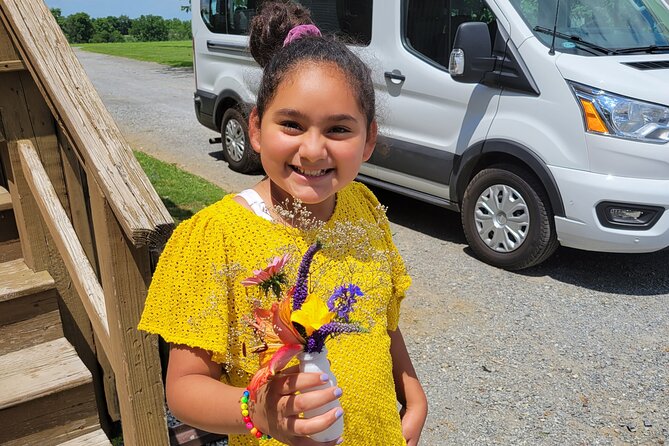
{"left": 550, "top": 165, "right": 669, "bottom": 253}
{"left": 194, "top": 90, "right": 218, "bottom": 132}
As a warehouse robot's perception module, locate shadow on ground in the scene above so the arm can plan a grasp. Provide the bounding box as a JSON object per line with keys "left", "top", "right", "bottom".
{"left": 369, "top": 185, "right": 669, "bottom": 296}
{"left": 161, "top": 197, "right": 194, "bottom": 223}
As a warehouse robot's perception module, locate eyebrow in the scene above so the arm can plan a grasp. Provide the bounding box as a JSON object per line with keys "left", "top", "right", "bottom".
{"left": 275, "top": 108, "right": 358, "bottom": 122}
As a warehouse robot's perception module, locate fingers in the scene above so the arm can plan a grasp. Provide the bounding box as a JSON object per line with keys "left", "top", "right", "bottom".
{"left": 283, "top": 386, "right": 343, "bottom": 416}
{"left": 286, "top": 406, "right": 344, "bottom": 441}
{"left": 273, "top": 371, "right": 331, "bottom": 395}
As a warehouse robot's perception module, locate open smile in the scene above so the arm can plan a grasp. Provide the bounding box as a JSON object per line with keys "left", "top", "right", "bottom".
{"left": 291, "top": 165, "right": 334, "bottom": 177}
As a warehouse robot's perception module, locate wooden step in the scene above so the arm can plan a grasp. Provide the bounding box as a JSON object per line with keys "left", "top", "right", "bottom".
{"left": 0, "top": 338, "right": 99, "bottom": 445}
{"left": 0, "top": 337, "right": 91, "bottom": 409}
{"left": 0, "top": 59, "right": 26, "bottom": 73}
{"left": 0, "top": 258, "right": 55, "bottom": 301}
{"left": 0, "top": 185, "right": 11, "bottom": 211}
{"left": 0, "top": 259, "right": 58, "bottom": 327}
{"left": 57, "top": 428, "right": 111, "bottom": 445}
{"left": 0, "top": 308, "right": 63, "bottom": 355}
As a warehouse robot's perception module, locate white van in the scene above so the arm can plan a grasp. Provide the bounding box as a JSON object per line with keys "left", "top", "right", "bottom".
{"left": 192, "top": 0, "right": 669, "bottom": 270}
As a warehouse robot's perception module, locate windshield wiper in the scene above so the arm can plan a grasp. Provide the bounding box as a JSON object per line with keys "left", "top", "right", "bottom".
{"left": 534, "top": 26, "right": 618, "bottom": 55}
{"left": 613, "top": 45, "right": 669, "bottom": 54}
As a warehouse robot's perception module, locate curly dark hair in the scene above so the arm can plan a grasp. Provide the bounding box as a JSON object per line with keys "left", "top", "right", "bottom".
{"left": 249, "top": 1, "right": 375, "bottom": 128}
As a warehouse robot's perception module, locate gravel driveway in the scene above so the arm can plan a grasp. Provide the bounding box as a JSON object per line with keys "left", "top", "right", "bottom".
{"left": 76, "top": 49, "right": 669, "bottom": 445}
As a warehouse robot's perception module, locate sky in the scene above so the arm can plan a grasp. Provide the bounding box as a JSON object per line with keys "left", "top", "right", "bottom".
{"left": 44, "top": 0, "right": 191, "bottom": 20}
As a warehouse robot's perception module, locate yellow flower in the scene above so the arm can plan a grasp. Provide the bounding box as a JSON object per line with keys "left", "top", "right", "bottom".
{"left": 290, "top": 294, "right": 334, "bottom": 336}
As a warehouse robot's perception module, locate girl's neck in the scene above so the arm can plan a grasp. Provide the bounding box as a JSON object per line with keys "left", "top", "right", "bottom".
{"left": 256, "top": 180, "right": 336, "bottom": 227}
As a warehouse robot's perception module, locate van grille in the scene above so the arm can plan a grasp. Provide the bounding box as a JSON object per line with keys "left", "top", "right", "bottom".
{"left": 622, "top": 60, "right": 669, "bottom": 70}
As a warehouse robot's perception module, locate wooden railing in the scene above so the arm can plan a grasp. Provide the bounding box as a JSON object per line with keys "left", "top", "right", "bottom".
{"left": 0, "top": 0, "right": 174, "bottom": 444}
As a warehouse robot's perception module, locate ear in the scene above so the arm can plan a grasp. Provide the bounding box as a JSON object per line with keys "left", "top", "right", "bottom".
{"left": 249, "top": 107, "right": 262, "bottom": 154}
{"left": 362, "top": 119, "right": 378, "bottom": 162}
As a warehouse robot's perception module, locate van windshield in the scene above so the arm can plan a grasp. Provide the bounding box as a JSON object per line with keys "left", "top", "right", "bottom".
{"left": 510, "top": 0, "right": 669, "bottom": 55}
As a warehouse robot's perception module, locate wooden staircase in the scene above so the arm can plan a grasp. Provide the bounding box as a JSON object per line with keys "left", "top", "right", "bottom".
{"left": 0, "top": 0, "right": 173, "bottom": 444}
{"left": 0, "top": 258, "right": 110, "bottom": 445}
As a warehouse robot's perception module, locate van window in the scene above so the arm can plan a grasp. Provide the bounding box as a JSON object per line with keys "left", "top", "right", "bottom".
{"left": 404, "top": 0, "right": 494, "bottom": 68}
{"left": 511, "top": 0, "right": 669, "bottom": 53}
{"left": 200, "top": 0, "right": 373, "bottom": 45}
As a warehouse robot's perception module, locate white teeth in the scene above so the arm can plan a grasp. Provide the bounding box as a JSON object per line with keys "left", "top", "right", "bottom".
{"left": 294, "top": 166, "right": 328, "bottom": 177}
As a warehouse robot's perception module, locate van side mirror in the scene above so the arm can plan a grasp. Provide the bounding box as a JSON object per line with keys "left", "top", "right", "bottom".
{"left": 449, "top": 22, "right": 496, "bottom": 83}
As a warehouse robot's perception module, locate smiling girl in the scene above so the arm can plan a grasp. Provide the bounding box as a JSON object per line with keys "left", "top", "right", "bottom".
{"left": 138, "top": 1, "right": 427, "bottom": 445}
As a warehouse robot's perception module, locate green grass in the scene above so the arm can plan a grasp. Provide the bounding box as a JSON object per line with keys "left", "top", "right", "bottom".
{"left": 134, "top": 151, "right": 226, "bottom": 223}
{"left": 77, "top": 41, "right": 193, "bottom": 68}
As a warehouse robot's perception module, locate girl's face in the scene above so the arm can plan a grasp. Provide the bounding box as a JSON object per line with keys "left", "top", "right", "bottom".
{"left": 249, "top": 62, "right": 377, "bottom": 220}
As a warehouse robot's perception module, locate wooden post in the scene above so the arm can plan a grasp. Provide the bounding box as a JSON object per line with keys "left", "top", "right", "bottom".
{"left": 58, "top": 127, "right": 121, "bottom": 422}
{"left": 88, "top": 180, "right": 168, "bottom": 446}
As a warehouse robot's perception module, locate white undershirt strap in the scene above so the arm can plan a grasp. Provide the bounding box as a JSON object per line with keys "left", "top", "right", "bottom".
{"left": 236, "top": 189, "right": 273, "bottom": 221}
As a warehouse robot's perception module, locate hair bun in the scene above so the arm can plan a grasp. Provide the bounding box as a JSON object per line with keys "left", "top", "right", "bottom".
{"left": 249, "top": 1, "right": 313, "bottom": 68}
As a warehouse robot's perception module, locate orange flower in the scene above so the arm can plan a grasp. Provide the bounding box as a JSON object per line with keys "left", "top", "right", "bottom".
{"left": 247, "top": 297, "right": 305, "bottom": 400}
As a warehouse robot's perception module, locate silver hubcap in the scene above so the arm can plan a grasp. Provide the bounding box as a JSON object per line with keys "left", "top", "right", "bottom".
{"left": 474, "top": 184, "right": 530, "bottom": 253}
{"left": 225, "top": 118, "right": 245, "bottom": 162}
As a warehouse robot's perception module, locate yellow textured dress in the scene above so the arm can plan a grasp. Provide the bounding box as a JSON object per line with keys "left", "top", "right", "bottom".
{"left": 138, "top": 182, "right": 411, "bottom": 446}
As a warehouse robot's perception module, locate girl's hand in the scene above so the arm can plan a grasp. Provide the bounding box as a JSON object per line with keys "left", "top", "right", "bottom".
{"left": 251, "top": 368, "right": 344, "bottom": 445}
{"left": 400, "top": 404, "right": 427, "bottom": 446}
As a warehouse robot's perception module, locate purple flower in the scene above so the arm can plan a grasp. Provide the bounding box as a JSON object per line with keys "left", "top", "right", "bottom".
{"left": 304, "top": 321, "right": 366, "bottom": 353}
{"left": 292, "top": 242, "right": 322, "bottom": 311}
{"left": 327, "top": 284, "right": 363, "bottom": 322}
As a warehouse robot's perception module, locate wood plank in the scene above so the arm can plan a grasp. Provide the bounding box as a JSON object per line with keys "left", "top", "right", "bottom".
{"left": 0, "top": 185, "right": 10, "bottom": 210}
{"left": 0, "top": 382, "right": 99, "bottom": 446}
{"left": 0, "top": 13, "right": 19, "bottom": 61}
{"left": 0, "top": 58, "right": 23, "bottom": 72}
{"left": 16, "top": 139, "right": 112, "bottom": 359}
{"left": 0, "top": 258, "right": 54, "bottom": 302}
{"left": 58, "top": 129, "right": 121, "bottom": 422}
{"left": 0, "top": 0, "right": 173, "bottom": 248}
{"left": 0, "top": 288, "right": 58, "bottom": 327}
{"left": 0, "top": 74, "right": 51, "bottom": 271}
{"left": 0, "top": 337, "right": 91, "bottom": 409}
{"left": 90, "top": 181, "right": 169, "bottom": 446}
{"left": 57, "top": 429, "right": 111, "bottom": 446}
{"left": 0, "top": 308, "right": 62, "bottom": 355}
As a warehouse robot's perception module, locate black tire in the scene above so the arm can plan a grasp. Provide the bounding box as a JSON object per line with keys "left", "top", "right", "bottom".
{"left": 461, "top": 164, "right": 559, "bottom": 270}
{"left": 221, "top": 107, "right": 261, "bottom": 174}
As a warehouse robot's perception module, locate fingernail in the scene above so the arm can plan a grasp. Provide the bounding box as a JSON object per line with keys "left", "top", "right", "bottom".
{"left": 335, "top": 408, "right": 344, "bottom": 419}
{"left": 320, "top": 373, "right": 330, "bottom": 382}
{"left": 336, "top": 437, "right": 344, "bottom": 445}
{"left": 333, "top": 387, "right": 343, "bottom": 397}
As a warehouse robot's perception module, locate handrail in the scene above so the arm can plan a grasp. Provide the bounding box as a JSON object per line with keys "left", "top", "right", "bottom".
{"left": 17, "top": 139, "right": 114, "bottom": 365}
{"left": 0, "top": 0, "right": 173, "bottom": 249}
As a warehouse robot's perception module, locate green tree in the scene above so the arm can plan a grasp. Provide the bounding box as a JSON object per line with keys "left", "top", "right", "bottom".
{"left": 130, "top": 15, "right": 169, "bottom": 41}
{"left": 91, "top": 16, "right": 124, "bottom": 43}
{"left": 181, "top": 0, "right": 191, "bottom": 13}
{"left": 166, "top": 18, "right": 192, "bottom": 40}
{"left": 63, "top": 12, "right": 94, "bottom": 43}
{"left": 116, "top": 15, "right": 133, "bottom": 35}
{"left": 50, "top": 8, "right": 65, "bottom": 28}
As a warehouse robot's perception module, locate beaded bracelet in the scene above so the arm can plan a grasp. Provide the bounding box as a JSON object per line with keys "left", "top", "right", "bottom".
{"left": 240, "top": 389, "right": 271, "bottom": 440}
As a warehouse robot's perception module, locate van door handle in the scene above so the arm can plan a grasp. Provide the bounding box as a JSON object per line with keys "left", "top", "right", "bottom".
{"left": 384, "top": 70, "right": 406, "bottom": 83}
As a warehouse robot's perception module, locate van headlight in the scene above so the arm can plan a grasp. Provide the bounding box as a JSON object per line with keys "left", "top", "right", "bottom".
{"left": 569, "top": 81, "right": 669, "bottom": 143}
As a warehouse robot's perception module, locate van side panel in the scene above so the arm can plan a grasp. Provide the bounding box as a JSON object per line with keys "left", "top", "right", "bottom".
{"left": 357, "top": 0, "right": 501, "bottom": 199}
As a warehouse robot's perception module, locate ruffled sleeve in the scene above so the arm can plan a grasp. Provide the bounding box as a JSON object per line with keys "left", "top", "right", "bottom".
{"left": 138, "top": 206, "right": 232, "bottom": 357}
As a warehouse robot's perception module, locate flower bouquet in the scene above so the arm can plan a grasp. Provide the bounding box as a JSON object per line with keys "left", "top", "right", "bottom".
{"left": 242, "top": 241, "right": 366, "bottom": 442}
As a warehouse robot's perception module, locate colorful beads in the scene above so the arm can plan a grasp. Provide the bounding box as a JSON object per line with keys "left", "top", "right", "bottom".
{"left": 240, "top": 388, "right": 271, "bottom": 440}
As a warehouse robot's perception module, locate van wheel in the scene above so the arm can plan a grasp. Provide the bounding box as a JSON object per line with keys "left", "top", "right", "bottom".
{"left": 221, "top": 107, "right": 261, "bottom": 173}
{"left": 461, "top": 165, "right": 558, "bottom": 270}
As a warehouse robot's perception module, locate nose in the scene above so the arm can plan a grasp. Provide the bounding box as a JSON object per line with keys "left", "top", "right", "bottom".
{"left": 298, "top": 128, "right": 327, "bottom": 162}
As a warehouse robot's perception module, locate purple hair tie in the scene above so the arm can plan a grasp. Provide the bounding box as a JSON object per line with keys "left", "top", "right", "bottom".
{"left": 283, "top": 24, "right": 321, "bottom": 47}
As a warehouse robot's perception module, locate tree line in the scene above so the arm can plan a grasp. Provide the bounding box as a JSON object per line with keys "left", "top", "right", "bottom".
{"left": 50, "top": 9, "right": 191, "bottom": 43}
